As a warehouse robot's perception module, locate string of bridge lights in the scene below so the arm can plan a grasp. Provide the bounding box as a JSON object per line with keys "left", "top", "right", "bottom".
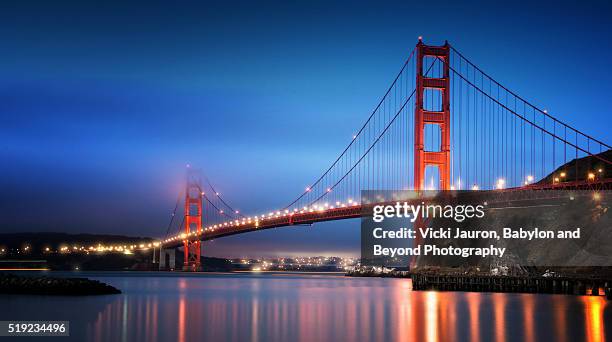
{"left": 162, "top": 197, "right": 361, "bottom": 244}
{"left": 3, "top": 243, "right": 163, "bottom": 256}
{"left": 56, "top": 243, "right": 161, "bottom": 253}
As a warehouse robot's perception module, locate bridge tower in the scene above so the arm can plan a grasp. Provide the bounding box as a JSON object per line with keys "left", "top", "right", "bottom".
{"left": 183, "top": 168, "right": 202, "bottom": 271}
{"left": 414, "top": 39, "right": 451, "bottom": 190}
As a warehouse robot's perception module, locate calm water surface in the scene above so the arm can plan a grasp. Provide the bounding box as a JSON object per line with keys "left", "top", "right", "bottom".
{"left": 1, "top": 272, "right": 610, "bottom": 342}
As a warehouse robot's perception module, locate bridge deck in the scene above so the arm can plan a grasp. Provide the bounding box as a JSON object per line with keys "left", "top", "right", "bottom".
{"left": 160, "top": 179, "right": 611, "bottom": 249}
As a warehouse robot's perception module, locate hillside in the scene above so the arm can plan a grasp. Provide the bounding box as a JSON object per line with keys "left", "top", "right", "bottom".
{"left": 537, "top": 149, "right": 611, "bottom": 184}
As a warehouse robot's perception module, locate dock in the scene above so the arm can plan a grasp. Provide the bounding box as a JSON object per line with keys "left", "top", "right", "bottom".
{"left": 411, "top": 273, "right": 612, "bottom": 298}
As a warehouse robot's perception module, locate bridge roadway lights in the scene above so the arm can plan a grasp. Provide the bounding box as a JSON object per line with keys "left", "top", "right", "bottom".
{"left": 159, "top": 248, "right": 176, "bottom": 271}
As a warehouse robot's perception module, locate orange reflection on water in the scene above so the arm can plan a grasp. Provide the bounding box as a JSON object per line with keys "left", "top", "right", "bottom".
{"left": 425, "top": 291, "right": 439, "bottom": 342}
{"left": 492, "top": 293, "right": 506, "bottom": 342}
{"left": 520, "top": 294, "right": 535, "bottom": 342}
{"left": 583, "top": 296, "right": 607, "bottom": 342}
{"left": 374, "top": 297, "right": 384, "bottom": 341}
{"left": 554, "top": 296, "right": 568, "bottom": 342}
{"left": 394, "top": 279, "right": 416, "bottom": 341}
{"left": 344, "top": 297, "right": 357, "bottom": 341}
{"left": 178, "top": 295, "right": 186, "bottom": 342}
{"left": 437, "top": 292, "right": 457, "bottom": 341}
{"left": 466, "top": 292, "right": 481, "bottom": 342}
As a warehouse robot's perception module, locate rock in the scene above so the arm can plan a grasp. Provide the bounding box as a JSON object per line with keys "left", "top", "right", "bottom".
{"left": 0, "top": 274, "right": 121, "bottom": 295}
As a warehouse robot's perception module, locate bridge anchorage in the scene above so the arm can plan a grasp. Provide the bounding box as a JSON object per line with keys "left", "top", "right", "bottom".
{"left": 155, "top": 39, "right": 611, "bottom": 271}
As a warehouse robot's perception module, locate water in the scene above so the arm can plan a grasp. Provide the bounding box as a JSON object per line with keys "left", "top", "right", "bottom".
{"left": 1, "top": 272, "right": 610, "bottom": 342}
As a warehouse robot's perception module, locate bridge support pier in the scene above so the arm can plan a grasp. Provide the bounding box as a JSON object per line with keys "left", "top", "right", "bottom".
{"left": 159, "top": 248, "right": 176, "bottom": 270}
{"left": 182, "top": 243, "right": 201, "bottom": 271}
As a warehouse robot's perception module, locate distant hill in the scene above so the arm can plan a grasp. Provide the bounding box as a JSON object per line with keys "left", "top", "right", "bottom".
{"left": 0, "top": 232, "right": 233, "bottom": 271}
{"left": 0, "top": 232, "right": 154, "bottom": 250}
{"left": 537, "top": 149, "right": 611, "bottom": 184}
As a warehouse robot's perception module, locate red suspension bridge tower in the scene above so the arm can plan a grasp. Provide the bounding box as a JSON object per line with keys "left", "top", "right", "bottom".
{"left": 183, "top": 169, "right": 202, "bottom": 271}
{"left": 414, "top": 39, "right": 451, "bottom": 190}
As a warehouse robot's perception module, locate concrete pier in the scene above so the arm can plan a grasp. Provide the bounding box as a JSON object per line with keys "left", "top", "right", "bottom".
{"left": 159, "top": 248, "right": 176, "bottom": 270}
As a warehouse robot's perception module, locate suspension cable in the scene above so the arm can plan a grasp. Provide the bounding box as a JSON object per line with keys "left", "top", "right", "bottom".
{"left": 307, "top": 57, "right": 438, "bottom": 205}
{"left": 163, "top": 191, "right": 182, "bottom": 240}
{"left": 204, "top": 176, "right": 245, "bottom": 218}
{"left": 449, "top": 45, "right": 611, "bottom": 149}
{"left": 284, "top": 47, "right": 417, "bottom": 209}
{"left": 439, "top": 56, "right": 612, "bottom": 165}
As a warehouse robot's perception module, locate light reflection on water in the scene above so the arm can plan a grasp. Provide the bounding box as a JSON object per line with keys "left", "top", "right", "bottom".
{"left": 1, "top": 272, "right": 610, "bottom": 342}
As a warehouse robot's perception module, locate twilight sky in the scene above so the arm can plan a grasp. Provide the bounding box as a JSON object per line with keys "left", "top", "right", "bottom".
{"left": 1, "top": 1, "right": 611, "bottom": 257}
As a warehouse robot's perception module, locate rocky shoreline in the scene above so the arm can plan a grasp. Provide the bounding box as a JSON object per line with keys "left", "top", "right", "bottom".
{"left": 0, "top": 274, "right": 121, "bottom": 295}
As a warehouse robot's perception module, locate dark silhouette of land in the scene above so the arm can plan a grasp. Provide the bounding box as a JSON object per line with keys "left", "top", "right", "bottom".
{"left": 0, "top": 232, "right": 232, "bottom": 271}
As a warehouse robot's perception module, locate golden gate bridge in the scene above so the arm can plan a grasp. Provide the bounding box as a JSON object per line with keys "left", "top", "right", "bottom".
{"left": 155, "top": 39, "right": 612, "bottom": 271}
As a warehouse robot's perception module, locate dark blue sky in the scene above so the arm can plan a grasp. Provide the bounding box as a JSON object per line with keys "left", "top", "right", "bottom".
{"left": 1, "top": 1, "right": 611, "bottom": 257}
